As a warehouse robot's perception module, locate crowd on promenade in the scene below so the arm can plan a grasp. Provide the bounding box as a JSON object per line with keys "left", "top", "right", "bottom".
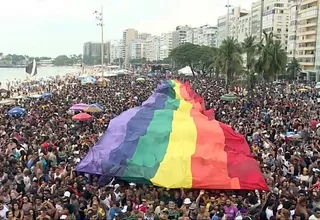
{"left": 0, "top": 74, "right": 319, "bottom": 220}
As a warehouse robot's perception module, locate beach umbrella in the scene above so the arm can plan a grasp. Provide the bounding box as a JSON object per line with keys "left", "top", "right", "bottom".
{"left": 84, "top": 106, "right": 103, "bottom": 113}
{"left": 97, "top": 78, "right": 106, "bottom": 82}
{"left": 70, "top": 103, "right": 90, "bottom": 111}
{"left": 41, "top": 93, "right": 52, "bottom": 98}
{"left": 72, "top": 113, "right": 92, "bottom": 121}
{"left": 8, "top": 107, "right": 26, "bottom": 117}
{"left": 220, "top": 93, "right": 238, "bottom": 101}
{"left": 91, "top": 103, "right": 104, "bottom": 110}
{"left": 136, "top": 77, "right": 145, "bottom": 82}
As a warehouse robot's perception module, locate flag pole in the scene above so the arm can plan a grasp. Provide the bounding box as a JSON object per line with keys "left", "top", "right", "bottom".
{"left": 101, "top": 5, "right": 104, "bottom": 77}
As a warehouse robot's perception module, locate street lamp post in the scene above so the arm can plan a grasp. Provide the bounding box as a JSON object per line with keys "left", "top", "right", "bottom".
{"left": 94, "top": 6, "right": 104, "bottom": 77}
{"left": 225, "top": 0, "right": 232, "bottom": 38}
{"left": 259, "top": 0, "right": 264, "bottom": 41}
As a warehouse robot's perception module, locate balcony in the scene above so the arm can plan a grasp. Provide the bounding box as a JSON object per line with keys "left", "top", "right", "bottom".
{"left": 296, "top": 38, "right": 316, "bottom": 43}
{"left": 296, "top": 30, "right": 317, "bottom": 36}
{"left": 301, "top": 0, "right": 318, "bottom": 6}
{"left": 297, "top": 46, "right": 316, "bottom": 50}
{"left": 299, "top": 16, "right": 318, "bottom": 22}
{"left": 300, "top": 62, "right": 315, "bottom": 66}
{"left": 298, "top": 6, "right": 318, "bottom": 14}
{"left": 296, "top": 54, "right": 315, "bottom": 58}
{"left": 298, "top": 22, "right": 317, "bottom": 28}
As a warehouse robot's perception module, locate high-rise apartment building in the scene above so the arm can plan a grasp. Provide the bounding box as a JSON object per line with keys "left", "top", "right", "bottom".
{"left": 251, "top": 0, "right": 263, "bottom": 41}
{"left": 138, "top": 33, "right": 152, "bottom": 40}
{"left": 122, "top": 29, "right": 138, "bottom": 63}
{"left": 295, "top": 0, "right": 318, "bottom": 72}
{"left": 287, "top": 0, "right": 300, "bottom": 61}
{"left": 159, "top": 32, "right": 173, "bottom": 60}
{"left": 262, "top": 0, "right": 289, "bottom": 50}
{"left": 172, "top": 25, "right": 192, "bottom": 49}
{"left": 83, "top": 42, "right": 110, "bottom": 63}
{"left": 217, "top": 7, "right": 250, "bottom": 46}
{"left": 129, "top": 39, "right": 146, "bottom": 60}
{"left": 145, "top": 36, "right": 160, "bottom": 61}
{"left": 237, "top": 13, "right": 252, "bottom": 42}
{"left": 185, "top": 25, "right": 218, "bottom": 47}
{"left": 109, "top": 40, "right": 122, "bottom": 64}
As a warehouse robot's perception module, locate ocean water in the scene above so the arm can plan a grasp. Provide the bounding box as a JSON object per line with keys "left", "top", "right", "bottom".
{"left": 0, "top": 66, "right": 79, "bottom": 82}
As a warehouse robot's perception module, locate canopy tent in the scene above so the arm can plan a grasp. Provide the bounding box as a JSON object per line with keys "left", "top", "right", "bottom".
{"left": 178, "top": 66, "right": 195, "bottom": 76}
{"left": 76, "top": 80, "right": 268, "bottom": 190}
{"left": 220, "top": 93, "right": 238, "bottom": 101}
{"left": 81, "top": 76, "right": 96, "bottom": 84}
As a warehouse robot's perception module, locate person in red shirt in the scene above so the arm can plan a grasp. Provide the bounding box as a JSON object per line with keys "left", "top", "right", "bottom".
{"left": 139, "top": 198, "right": 147, "bottom": 213}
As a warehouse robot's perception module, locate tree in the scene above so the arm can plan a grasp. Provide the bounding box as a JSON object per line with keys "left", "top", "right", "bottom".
{"left": 112, "top": 58, "right": 124, "bottom": 65}
{"left": 286, "top": 58, "right": 301, "bottom": 81}
{"left": 255, "top": 32, "right": 287, "bottom": 83}
{"left": 242, "top": 35, "right": 259, "bottom": 99}
{"left": 198, "top": 46, "right": 217, "bottom": 75}
{"left": 54, "top": 55, "right": 73, "bottom": 66}
{"left": 170, "top": 43, "right": 201, "bottom": 76}
{"left": 216, "top": 37, "right": 243, "bottom": 92}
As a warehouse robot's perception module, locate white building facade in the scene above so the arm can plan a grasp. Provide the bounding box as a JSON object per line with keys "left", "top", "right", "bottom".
{"left": 186, "top": 25, "right": 218, "bottom": 46}
{"left": 159, "top": 32, "right": 173, "bottom": 60}
{"left": 262, "top": 0, "right": 289, "bottom": 49}
{"left": 217, "top": 7, "right": 250, "bottom": 46}
{"left": 145, "top": 36, "right": 160, "bottom": 61}
{"left": 109, "top": 40, "right": 122, "bottom": 64}
{"left": 287, "top": 0, "right": 300, "bottom": 60}
{"left": 129, "top": 39, "right": 146, "bottom": 60}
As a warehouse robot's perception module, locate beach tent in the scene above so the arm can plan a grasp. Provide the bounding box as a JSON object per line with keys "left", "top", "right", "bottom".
{"left": 178, "top": 66, "right": 194, "bottom": 76}
{"left": 81, "top": 76, "right": 96, "bottom": 84}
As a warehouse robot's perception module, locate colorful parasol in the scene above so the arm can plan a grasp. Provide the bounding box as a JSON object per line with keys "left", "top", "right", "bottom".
{"left": 72, "top": 113, "right": 92, "bottom": 121}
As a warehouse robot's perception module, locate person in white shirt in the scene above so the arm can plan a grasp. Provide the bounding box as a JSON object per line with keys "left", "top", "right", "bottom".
{"left": 309, "top": 207, "right": 320, "bottom": 220}
{"left": 265, "top": 200, "right": 275, "bottom": 220}
{"left": 0, "top": 201, "right": 9, "bottom": 220}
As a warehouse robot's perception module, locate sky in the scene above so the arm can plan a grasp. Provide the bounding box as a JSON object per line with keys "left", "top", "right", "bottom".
{"left": 0, "top": 0, "right": 252, "bottom": 57}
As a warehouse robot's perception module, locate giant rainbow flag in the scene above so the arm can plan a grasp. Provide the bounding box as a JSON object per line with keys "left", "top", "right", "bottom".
{"left": 76, "top": 80, "right": 268, "bottom": 190}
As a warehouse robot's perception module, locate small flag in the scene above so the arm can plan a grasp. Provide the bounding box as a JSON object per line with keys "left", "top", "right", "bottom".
{"left": 25, "top": 59, "right": 37, "bottom": 76}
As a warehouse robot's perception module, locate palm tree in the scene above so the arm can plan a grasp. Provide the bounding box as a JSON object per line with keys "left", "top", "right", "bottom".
{"left": 255, "top": 31, "right": 287, "bottom": 84}
{"left": 242, "top": 35, "right": 259, "bottom": 99}
{"left": 217, "top": 37, "right": 243, "bottom": 92}
{"left": 287, "top": 58, "right": 301, "bottom": 82}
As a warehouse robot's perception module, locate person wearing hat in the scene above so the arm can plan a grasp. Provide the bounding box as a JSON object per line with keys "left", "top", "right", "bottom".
{"left": 180, "top": 198, "right": 192, "bottom": 217}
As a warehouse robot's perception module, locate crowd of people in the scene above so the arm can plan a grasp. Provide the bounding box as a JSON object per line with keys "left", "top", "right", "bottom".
{"left": 0, "top": 73, "right": 319, "bottom": 220}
